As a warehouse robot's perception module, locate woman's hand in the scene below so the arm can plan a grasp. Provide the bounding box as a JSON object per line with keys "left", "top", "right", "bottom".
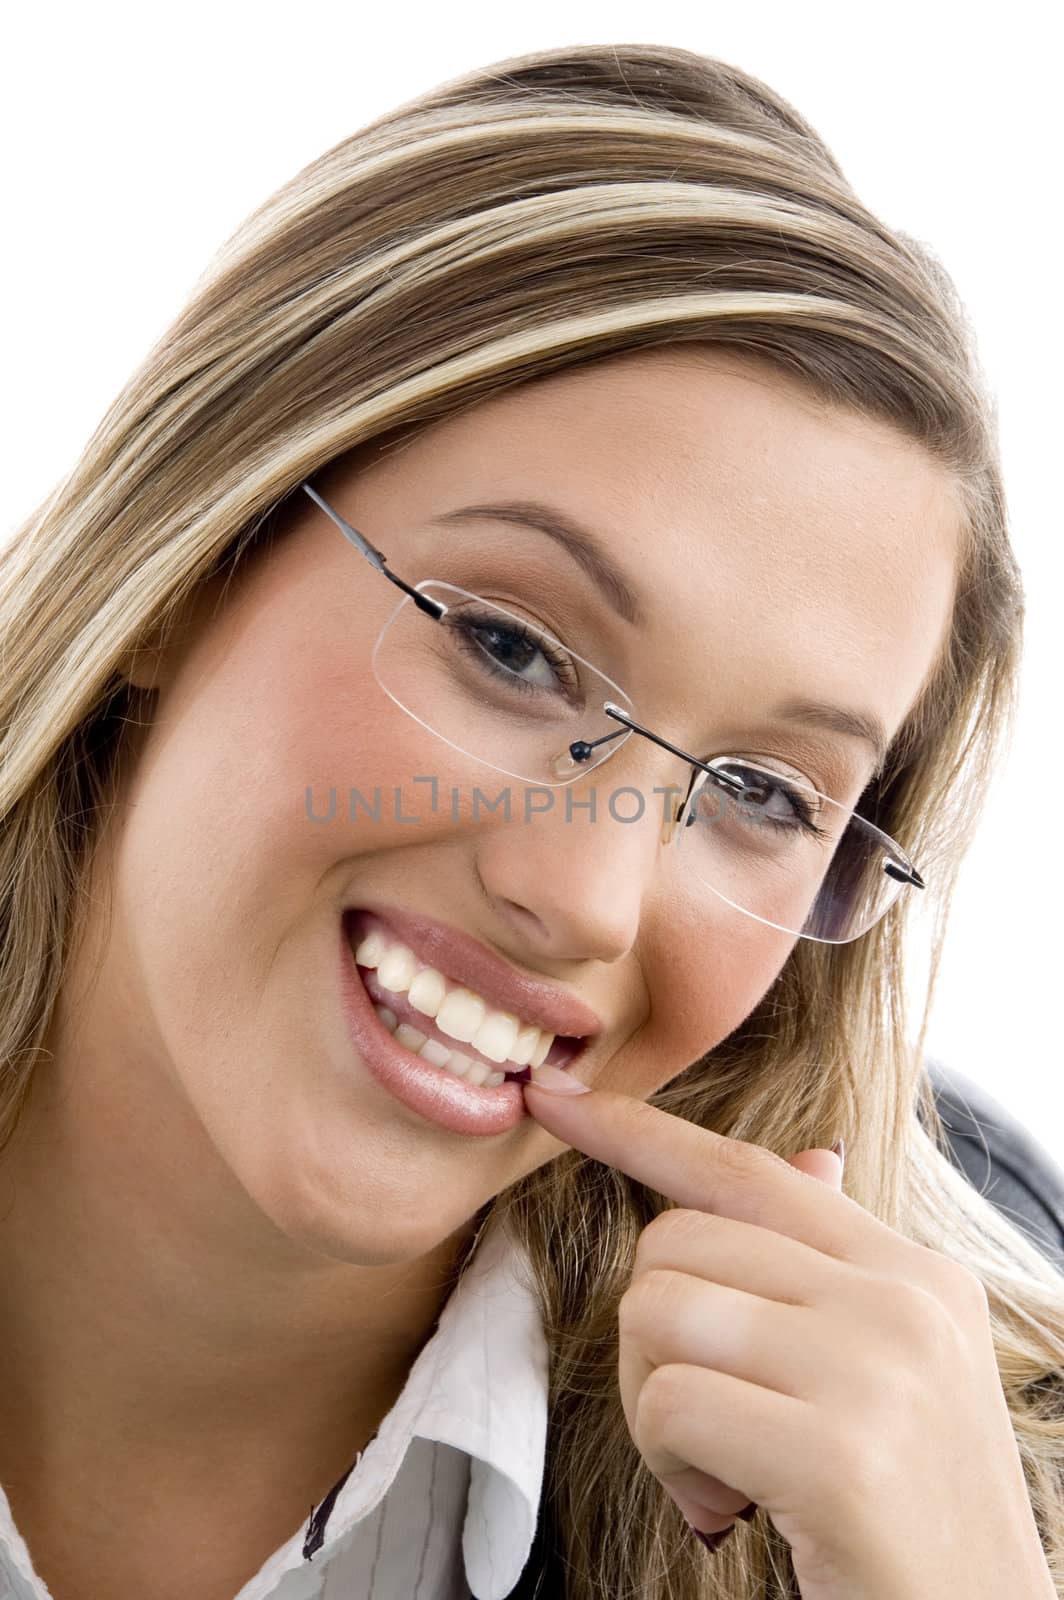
{"left": 523, "top": 1076, "right": 1055, "bottom": 1600}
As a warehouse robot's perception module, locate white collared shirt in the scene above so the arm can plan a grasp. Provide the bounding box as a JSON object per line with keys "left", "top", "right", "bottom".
{"left": 0, "top": 1209, "right": 549, "bottom": 1600}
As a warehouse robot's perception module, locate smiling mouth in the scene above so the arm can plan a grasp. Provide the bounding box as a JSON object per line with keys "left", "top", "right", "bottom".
{"left": 344, "top": 909, "right": 588, "bottom": 1086}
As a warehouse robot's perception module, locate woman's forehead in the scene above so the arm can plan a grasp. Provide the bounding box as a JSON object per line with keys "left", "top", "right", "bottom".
{"left": 328, "top": 351, "right": 960, "bottom": 712}
{"left": 343, "top": 347, "right": 960, "bottom": 557}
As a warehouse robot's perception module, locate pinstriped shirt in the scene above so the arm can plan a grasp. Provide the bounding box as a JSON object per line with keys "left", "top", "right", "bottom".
{"left": 0, "top": 1212, "right": 549, "bottom": 1600}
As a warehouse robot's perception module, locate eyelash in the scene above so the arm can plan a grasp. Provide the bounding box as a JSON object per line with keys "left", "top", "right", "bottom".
{"left": 707, "top": 772, "right": 830, "bottom": 840}
{"left": 451, "top": 609, "right": 835, "bottom": 837}
{"left": 451, "top": 608, "right": 581, "bottom": 699}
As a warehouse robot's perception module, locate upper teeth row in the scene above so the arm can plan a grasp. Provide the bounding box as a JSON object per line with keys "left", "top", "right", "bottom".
{"left": 353, "top": 930, "right": 555, "bottom": 1067}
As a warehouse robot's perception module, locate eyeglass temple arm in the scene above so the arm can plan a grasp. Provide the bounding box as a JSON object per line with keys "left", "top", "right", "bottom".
{"left": 574, "top": 704, "right": 926, "bottom": 889}
{"left": 885, "top": 861, "right": 925, "bottom": 888}
{"left": 300, "top": 483, "right": 444, "bottom": 620}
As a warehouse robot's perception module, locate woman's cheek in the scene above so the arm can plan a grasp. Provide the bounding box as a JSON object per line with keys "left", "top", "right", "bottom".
{"left": 639, "top": 920, "right": 797, "bottom": 1088}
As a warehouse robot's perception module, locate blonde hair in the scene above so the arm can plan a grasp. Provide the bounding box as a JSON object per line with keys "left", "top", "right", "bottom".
{"left": 2, "top": 41, "right": 1061, "bottom": 1599}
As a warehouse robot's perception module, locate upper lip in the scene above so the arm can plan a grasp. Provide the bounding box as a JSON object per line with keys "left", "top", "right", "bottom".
{"left": 343, "top": 901, "right": 603, "bottom": 1041}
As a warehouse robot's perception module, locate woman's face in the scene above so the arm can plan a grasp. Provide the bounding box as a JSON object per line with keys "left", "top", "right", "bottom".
{"left": 69, "top": 348, "right": 959, "bottom": 1268}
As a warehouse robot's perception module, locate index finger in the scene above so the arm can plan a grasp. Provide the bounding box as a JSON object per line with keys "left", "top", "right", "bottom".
{"left": 523, "top": 1079, "right": 859, "bottom": 1254}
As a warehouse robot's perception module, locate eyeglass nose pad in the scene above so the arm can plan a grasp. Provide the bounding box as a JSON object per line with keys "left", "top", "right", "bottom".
{"left": 660, "top": 785, "right": 687, "bottom": 847}
{"left": 550, "top": 745, "right": 590, "bottom": 780}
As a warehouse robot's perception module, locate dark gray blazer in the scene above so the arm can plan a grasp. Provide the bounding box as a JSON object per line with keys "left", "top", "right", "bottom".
{"left": 502, "top": 1059, "right": 1064, "bottom": 1599}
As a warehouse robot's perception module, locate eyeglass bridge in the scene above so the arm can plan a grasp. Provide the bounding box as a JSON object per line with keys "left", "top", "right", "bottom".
{"left": 567, "top": 702, "right": 747, "bottom": 796}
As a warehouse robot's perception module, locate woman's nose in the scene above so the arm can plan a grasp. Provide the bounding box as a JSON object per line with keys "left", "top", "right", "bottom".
{"left": 471, "top": 767, "right": 680, "bottom": 964}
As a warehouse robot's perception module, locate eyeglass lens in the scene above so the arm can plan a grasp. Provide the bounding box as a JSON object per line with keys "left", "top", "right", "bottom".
{"left": 371, "top": 582, "right": 910, "bottom": 944}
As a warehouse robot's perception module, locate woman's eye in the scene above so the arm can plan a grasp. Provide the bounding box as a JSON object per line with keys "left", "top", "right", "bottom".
{"left": 448, "top": 609, "right": 580, "bottom": 700}
{"left": 698, "top": 762, "right": 829, "bottom": 838}
{"left": 467, "top": 620, "right": 559, "bottom": 689}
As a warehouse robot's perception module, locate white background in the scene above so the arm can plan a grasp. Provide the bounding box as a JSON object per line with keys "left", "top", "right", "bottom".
{"left": 3, "top": 3, "right": 1061, "bottom": 1168}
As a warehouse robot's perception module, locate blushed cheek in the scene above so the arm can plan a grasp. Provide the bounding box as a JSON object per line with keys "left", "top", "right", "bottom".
{"left": 273, "top": 645, "right": 484, "bottom": 866}
{"left": 632, "top": 920, "right": 798, "bottom": 1096}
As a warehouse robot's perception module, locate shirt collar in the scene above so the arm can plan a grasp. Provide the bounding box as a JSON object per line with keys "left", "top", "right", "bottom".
{"left": 312, "top": 1206, "right": 549, "bottom": 1600}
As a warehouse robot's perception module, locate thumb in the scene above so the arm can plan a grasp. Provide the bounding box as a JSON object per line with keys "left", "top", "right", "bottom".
{"left": 787, "top": 1139, "right": 845, "bottom": 1189}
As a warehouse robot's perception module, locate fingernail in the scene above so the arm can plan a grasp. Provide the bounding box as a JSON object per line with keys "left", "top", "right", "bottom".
{"left": 687, "top": 1522, "right": 735, "bottom": 1552}
{"left": 832, "top": 1138, "right": 846, "bottom": 1174}
{"left": 525, "top": 1063, "right": 592, "bottom": 1095}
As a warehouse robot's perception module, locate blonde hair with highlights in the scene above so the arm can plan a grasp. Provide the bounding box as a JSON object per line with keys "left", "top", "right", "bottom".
{"left": 2, "top": 41, "right": 1061, "bottom": 1599}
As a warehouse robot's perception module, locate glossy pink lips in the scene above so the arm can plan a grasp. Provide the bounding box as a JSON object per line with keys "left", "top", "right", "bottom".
{"left": 356, "top": 963, "right": 527, "bottom": 1083}
{"left": 339, "top": 917, "right": 576, "bottom": 1135}
{"left": 342, "top": 903, "right": 602, "bottom": 1043}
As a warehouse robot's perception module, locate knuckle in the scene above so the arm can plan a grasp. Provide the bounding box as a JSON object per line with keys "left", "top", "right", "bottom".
{"left": 633, "top": 1207, "right": 704, "bottom": 1271}
{"left": 635, "top": 1362, "right": 686, "bottom": 1435}
{"left": 942, "top": 1259, "right": 990, "bottom": 1316}
{"left": 823, "top": 1421, "right": 888, "bottom": 1509}
{"left": 620, "top": 1268, "right": 679, "bottom": 1338}
{"left": 895, "top": 1278, "right": 966, "bottom": 1364}
{"left": 713, "top": 1134, "right": 767, "bottom": 1185}
{"left": 909, "top": 1243, "right": 990, "bottom": 1320}
{"left": 850, "top": 1271, "right": 936, "bottom": 1357}
{"left": 849, "top": 1272, "right": 970, "bottom": 1396}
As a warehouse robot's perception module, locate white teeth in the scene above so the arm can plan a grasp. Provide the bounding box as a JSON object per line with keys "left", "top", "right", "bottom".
{"left": 529, "top": 1031, "right": 552, "bottom": 1068}
{"left": 355, "top": 930, "right": 560, "bottom": 1066}
{"left": 446, "top": 1050, "right": 475, "bottom": 1079}
{"left": 471, "top": 1010, "right": 520, "bottom": 1064}
{"left": 373, "top": 1012, "right": 508, "bottom": 1088}
{"left": 377, "top": 945, "right": 417, "bottom": 993}
{"left": 394, "top": 1022, "right": 427, "bottom": 1053}
{"left": 415, "top": 1035, "right": 502, "bottom": 1087}
{"left": 509, "top": 1023, "right": 540, "bottom": 1067}
{"left": 435, "top": 987, "right": 486, "bottom": 1044}
{"left": 355, "top": 930, "right": 387, "bottom": 967}
{"left": 417, "top": 1037, "right": 454, "bottom": 1069}
{"left": 408, "top": 966, "right": 447, "bottom": 1018}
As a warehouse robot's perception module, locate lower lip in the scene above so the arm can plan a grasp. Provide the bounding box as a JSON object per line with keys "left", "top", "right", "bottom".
{"left": 337, "top": 917, "right": 531, "bottom": 1136}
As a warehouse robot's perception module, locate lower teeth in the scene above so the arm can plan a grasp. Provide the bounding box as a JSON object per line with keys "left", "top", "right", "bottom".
{"left": 373, "top": 1002, "right": 510, "bottom": 1087}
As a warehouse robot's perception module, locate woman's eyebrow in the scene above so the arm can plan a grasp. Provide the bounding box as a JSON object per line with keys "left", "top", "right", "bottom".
{"left": 428, "top": 500, "right": 646, "bottom": 627}
{"left": 428, "top": 501, "right": 891, "bottom": 778}
{"left": 770, "top": 698, "right": 890, "bottom": 778}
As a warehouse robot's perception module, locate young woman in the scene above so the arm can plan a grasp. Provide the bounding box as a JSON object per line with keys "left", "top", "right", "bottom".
{"left": 0, "top": 41, "right": 1060, "bottom": 1600}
